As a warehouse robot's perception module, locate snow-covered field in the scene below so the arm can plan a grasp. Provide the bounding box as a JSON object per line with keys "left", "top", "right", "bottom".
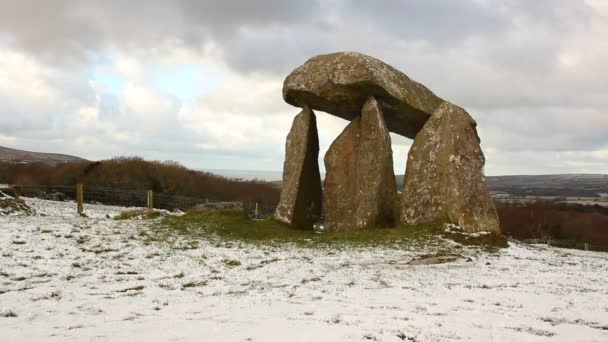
{"left": 1, "top": 198, "right": 607, "bottom": 342}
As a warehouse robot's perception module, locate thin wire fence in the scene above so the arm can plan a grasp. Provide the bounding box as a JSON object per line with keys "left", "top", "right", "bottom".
{"left": 521, "top": 238, "right": 608, "bottom": 253}
{"left": 10, "top": 184, "right": 265, "bottom": 215}
{"left": 242, "top": 201, "right": 276, "bottom": 219}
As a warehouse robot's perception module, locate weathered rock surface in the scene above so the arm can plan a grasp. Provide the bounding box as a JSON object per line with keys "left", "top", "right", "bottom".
{"left": 274, "top": 107, "right": 322, "bottom": 229}
{"left": 400, "top": 102, "right": 500, "bottom": 233}
{"left": 0, "top": 191, "right": 35, "bottom": 216}
{"left": 280, "top": 51, "right": 498, "bottom": 234}
{"left": 324, "top": 97, "right": 397, "bottom": 232}
{"left": 407, "top": 253, "right": 467, "bottom": 265}
{"left": 283, "top": 52, "right": 445, "bottom": 139}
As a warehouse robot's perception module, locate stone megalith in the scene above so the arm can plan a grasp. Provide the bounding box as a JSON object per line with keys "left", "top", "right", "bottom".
{"left": 274, "top": 107, "right": 322, "bottom": 229}
{"left": 324, "top": 97, "right": 397, "bottom": 232}
{"left": 283, "top": 52, "right": 445, "bottom": 139}
{"left": 400, "top": 102, "right": 500, "bottom": 233}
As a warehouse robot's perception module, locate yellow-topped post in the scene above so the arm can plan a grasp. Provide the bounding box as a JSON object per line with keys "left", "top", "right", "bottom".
{"left": 147, "top": 190, "right": 153, "bottom": 209}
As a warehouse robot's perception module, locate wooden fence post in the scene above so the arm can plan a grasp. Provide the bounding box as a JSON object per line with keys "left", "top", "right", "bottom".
{"left": 147, "top": 190, "right": 153, "bottom": 209}
{"left": 584, "top": 242, "right": 589, "bottom": 251}
{"left": 76, "top": 183, "right": 84, "bottom": 215}
{"left": 255, "top": 202, "right": 259, "bottom": 219}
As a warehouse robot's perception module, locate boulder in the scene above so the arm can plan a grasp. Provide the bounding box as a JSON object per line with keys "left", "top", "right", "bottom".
{"left": 324, "top": 97, "right": 397, "bottom": 232}
{"left": 400, "top": 102, "right": 500, "bottom": 233}
{"left": 283, "top": 52, "right": 445, "bottom": 139}
{"left": 274, "top": 107, "right": 322, "bottom": 229}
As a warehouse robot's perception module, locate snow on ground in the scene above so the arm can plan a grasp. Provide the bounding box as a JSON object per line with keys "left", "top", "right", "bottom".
{"left": 1, "top": 198, "right": 607, "bottom": 342}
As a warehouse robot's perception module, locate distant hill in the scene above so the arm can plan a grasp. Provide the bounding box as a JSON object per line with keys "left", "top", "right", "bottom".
{"left": 0, "top": 146, "right": 88, "bottom": 165}
{"left": 394, "top": 174, "right": 608, "bottom": 197}
{"left": 0, "top": 156, "right": 280, "bottom": 206}
{"left": 485, "top": 174, "right": 608, "bottom": 197}
{"left": 273, "top": 173, "right": 608, "bottom": 197}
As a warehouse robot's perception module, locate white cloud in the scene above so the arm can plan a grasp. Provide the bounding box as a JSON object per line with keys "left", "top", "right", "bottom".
{"left": 0, "top": 1, "right": 606, "bottom": 175}
{"left": 120, "top": 81, "right": 180, "bottom": 131}
{"left": 76, "top": 106, "right": 98, "bottom": 122}
{"left": 0, "top": 50, "right": 59, "bottom": 102}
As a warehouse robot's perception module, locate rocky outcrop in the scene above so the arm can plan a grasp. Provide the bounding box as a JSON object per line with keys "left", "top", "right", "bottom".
{"left": 400, "top": 102, "right": 500, "bottom": 233}
{"left": 274, "top": 107, "right": 322, "bottom": 229}
{"left": 323, "top": 97, "right": 397, "bottom": 232}
{"left": 283, "top": 52, "right": 445, "bottom": 139}
{"left": 278, "top": 52, "right": 500, "bottom": 235}
{"left": 0, "top": 191, "right": 35, "bottom": 216}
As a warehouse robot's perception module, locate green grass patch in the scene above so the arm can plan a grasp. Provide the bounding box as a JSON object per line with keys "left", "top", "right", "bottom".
{"left": 222, "top": 259, "right": 242, "bottom": 267}
{"left": 156, "top": 208, "right": 449, "bottom": 249}
{"left": 116, "top": 209, "right": 162, "bottom": 220}
{"left": 182, "top": 281, "right": 207, "bottom": 288}
{"left": 150, "top": 208, "right": 507, "bottom": 250}
{"left": 116, "top": 285, "right": 144, "bottom": 293}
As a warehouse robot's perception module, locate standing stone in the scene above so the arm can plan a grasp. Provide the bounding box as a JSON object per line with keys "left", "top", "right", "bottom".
{"left": 274, "top": 107, "right": 322, "bottom": 229}
{"left": 400, "top": 102, "right": 500, "bottom": 233}
{"left": 324, "top": 97, "right": 397, "bottom": 232}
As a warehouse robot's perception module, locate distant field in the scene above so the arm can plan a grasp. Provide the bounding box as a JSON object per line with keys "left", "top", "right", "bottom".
{"left": 268, "top": 172, "right": 608, "bottom": 198}
{"left": 3, "top": 144, "right": 605, "bottom": 198}
{"left": 485, "top": 174, "right": 608, "bottom": 197}
{"left": 3, "top": 143, "right": 606, "bottom": 199}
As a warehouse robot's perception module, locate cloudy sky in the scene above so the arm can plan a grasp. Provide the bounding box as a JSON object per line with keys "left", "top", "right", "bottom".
{"left": 0, "top": 0, "right": 607, "bottom": 176}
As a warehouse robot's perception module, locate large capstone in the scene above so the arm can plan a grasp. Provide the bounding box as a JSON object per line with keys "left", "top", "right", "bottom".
{"left": 283, "top": 52, "right": 445, "bottom": 139}
{"left": 324, "top": 97, "right": 397, "bottom": 232}
{"left": 274, "top": 107, "right": 322, "bottom": 229}
{"left": 400, "top": 102, "right": 500, "bottom": 233}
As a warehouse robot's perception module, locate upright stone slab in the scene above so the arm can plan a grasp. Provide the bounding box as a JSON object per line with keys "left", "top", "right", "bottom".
{"left": 400, "top": 102, "right": 500, "bottom": 233}
{"left": 324, "top": 97, "right": 397, "bottom": 232}
{"left": 274, "top": 107, "right": 322, "bottom": 229}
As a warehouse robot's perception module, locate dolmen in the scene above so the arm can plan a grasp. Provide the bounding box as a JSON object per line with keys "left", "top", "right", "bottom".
{"left": 274, "top": 52, "right": 500, "bottom": 233}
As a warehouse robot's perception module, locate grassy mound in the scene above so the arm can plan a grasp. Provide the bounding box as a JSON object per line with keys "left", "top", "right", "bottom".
{"left": 155, "top": 209, "right": 507, "bottom": 249}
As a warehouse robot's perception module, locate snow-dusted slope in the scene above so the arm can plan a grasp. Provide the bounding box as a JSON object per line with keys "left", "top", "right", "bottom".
{"left": 0, "top": 146, "right": 88, "bottom": 165}
{"left": 1, "top": 198, "right": 607, "bottom": 341}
